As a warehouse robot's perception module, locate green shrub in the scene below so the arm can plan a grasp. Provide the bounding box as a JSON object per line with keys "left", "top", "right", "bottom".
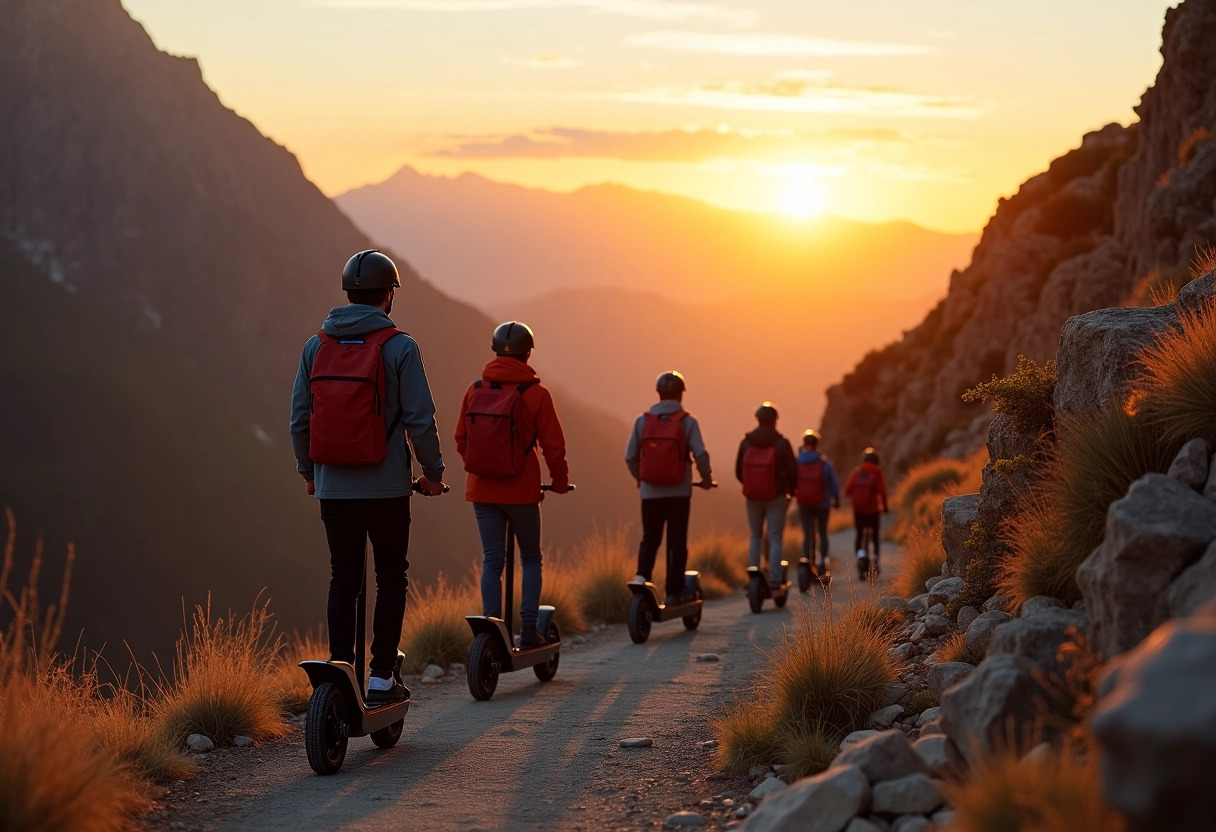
{"left": 962, "top": 355, "right": 1057, "bottom": 433}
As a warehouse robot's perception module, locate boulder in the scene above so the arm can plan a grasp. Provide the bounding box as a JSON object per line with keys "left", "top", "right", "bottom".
{"left": 1077, "top": 474, "right": 1216, "bottom": 658}
{"left": 978, "top": 414, "right": 1042, "bottom": 533}
{"left": 749, "top": 777, "right": 788, "bottom": 801}
{"left": 666, "top": 812, "right": 705, "bottom": 827}
{"left": 941, "top": 496, "right": 979, "bottom": 579}
{"left": 878, "top": 596, "right": 907, "bottom": 613}
{"left": 1020, "top": 596, "right": 1067, "bottom": 617}
{"left": 912, "top": 735, "right": 965, "bottom": 778}
{"left": 988, "top": 607, "right": 1088, "bottom": 677}
{"left": 926, "top": 577, "right": 964, "bottom": 608}
{"left": 869, "top": 705, "right": 905, "bottom": 729}
{"left": 844, "top": 819, "right": 885, "bottom": 832}
{"left": 1205, "top": 452, "right": 1216, "bottom": 502}
{"left": 905, "top": 594, "right": 929, "bottom": 613}
{"left": 939, "top": 654, "right": 1050, "bottom": 764}
{"left": 964, "top": 610, "right": 1012, "bottom": 657}
{"left": 882, "top": 684, "right": 911, "bottom": 706}
{"left": 889, "top": 643, "right": 914, "bottom": 661}
{"left": 870, "top": 774, "right": 943, "bottom": 816}
{"left": 185, "top": 733, "right": 214, "bottom": 753}
{"left": 918, "top": 721, "right": 942, "bottom": 736}
{"left": 927, "top": 662, "right": 973, "bottom": 698}
{"left": 1168, "top": 438, "right": 1211, "bottom": 491}
{"left": 982, "top": 595, "right": 1011, "bottom": 614}
{"left": 926, "top": 603, "right": 947, "bottom": 617}
{"left": 916, "top": 708, "right": 939, "bottom": 727}
{"left": 925, "top": 576, "right": 944, "bottom": 592}
{"left": 1092, "top": 604, "right": 1216, "bottom": 832}
{"left": 835, "top": 730, "right": 930, "bottom": 784}
{"left": 740, "top": 764, "right": 870, "bottom": 832}
{"left": 890, "top": 818, "right": 930, "bottom": 832}
{"left": 956, "top": 606, "right": 980, "bottom": 633}
{"left": 921, "top": 615, "right": 950, "bottom": 637}
{"left": 1168, "top": 538, "right": 1216, "bottom": 618}
{"left": 839, "top": 730, "right": 880, "bottom": 752}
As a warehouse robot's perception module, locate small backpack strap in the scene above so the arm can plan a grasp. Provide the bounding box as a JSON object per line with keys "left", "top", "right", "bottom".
{"left": 473, "top": 380, "right": 484, "bottom": 390}
{"left": 364, "top": 327, "right": 403, "bottom": 346}
{"left": 516, "top": 381, "right": 536, "bottom": 394}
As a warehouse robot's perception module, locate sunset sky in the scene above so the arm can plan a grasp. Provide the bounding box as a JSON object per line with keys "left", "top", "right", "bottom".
{"left": 123, "top": 0, "right": 1174, "bottom": 233}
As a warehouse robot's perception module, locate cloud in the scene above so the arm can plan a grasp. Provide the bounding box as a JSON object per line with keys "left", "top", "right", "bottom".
{"left": 503, "top": 54, "right": 585, "bottom": 69}
{"left": 315, "top": 0, "right": 755, "bottom": 25}
{"left": 430, "top": 125, "right": 904, "bottom": 161}
{"left": 624, "top": 31, "right": 934, "bottom": 57}
{"left": 619, "top": 79, "right": 984, "bottom": 119}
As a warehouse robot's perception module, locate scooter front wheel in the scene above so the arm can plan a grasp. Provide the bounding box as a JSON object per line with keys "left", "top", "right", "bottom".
{"left": 683, "top": 584, "right": 703, "bottom": 631}
{"left": 467, "top": 632, "right": 501, "bottom": 701}
{"left": 797, "top": 562, "right": 812, "bottom": 593}
{"left": 305, "top": 682, "right": 349, "bottom": 776}
{"left": 627, "top": 594, "right": 653, "bottom": 644}
{"left": 533, "top": 621, "right": 561, "bottom": 681}
{"left": 747, "top": 575, "right": 764, "bottom": 614}
{"left": 370, "top": 719, "right": 404, "bottom": 749}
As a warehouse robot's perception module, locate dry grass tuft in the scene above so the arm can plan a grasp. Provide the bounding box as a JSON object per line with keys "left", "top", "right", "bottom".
{"left": 154, "top": 597, "right": 289, "bottom": 746}
{"left": 401, "top": 575, "right": 477, "bottom": 673}
{"left": 712, "top": 702, "right": 780, "bottom": 774}
{"left": 779, "top": 722, "right": 840, "bottom": 781}
{"left": 893, "top": 527, "right": 946, "bottom": 599}
{"left": 933, "top": 631, "right": 972, "bottom": 665}
{"left": 907, "top": 688, "right": 939, "bottom": 713}
{"left": 1000, "top": 408, "right": 1180, "bottom": 606}
{"left": 698, "top": 574, "right": 733, "bottom": 601}
{"left": 1135, "top": 304, "right": 1216, "bottom": 445}
{"left": 571, "top": 526, "right": 634, "bottom": 624}
{"left": 274, "top": 628, "right": 328, "bottom": 713}
{"left": 689, "top": 533, "right": 747, "bottom": 588}
{"left": 891, "top": 450, "right": 986, "bottom": 543}
{"left": 945, "top": 747, "right": 1126, "bottom": 832}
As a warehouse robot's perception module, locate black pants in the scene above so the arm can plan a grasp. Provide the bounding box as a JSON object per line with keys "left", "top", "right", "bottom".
{"left": 799, "top": 505, "right": 831, "bottom": 564}
{"left": 637, "top": 496, "right": 691, "bottom": 597}
{"left": 854, "top": 512, "right": 881, "bottom": 558}
{"left": 320, "top": 496, "right": 411, "bottom": 678}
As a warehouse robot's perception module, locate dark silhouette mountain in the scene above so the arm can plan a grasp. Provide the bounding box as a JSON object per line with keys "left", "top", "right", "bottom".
{"left": 821, "top": 0, "right": 1216, "bottom": 473}
{"left": 335, "top": 167, "right": 977, "bottom": 311}
{"left": 0, "top": 0, "right": 636, "bottom": 656}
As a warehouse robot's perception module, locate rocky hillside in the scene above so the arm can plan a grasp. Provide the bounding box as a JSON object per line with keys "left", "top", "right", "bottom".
{"left": 0, "top": 0, "right": 636, "bottom": 654}
{"left": 821, "top": 0, "right": 1216, "bottom": 473}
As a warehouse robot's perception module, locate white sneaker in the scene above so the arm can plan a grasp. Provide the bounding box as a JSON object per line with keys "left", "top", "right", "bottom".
{"left": 856, "top": 549, "right": 867, "bottom": 560}
{"left": 628, "top": 574, "right": 647, "bottom": 586}
{"left": 367, "top": 675, "right": 393, "bottom": 692}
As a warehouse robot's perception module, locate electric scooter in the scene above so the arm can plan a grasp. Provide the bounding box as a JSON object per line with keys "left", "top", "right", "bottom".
{"left": 625, "top": 481, "right": 716, "bottom": 644}
{"left": 466, "top": 483, "right": 574, "bottom": 701}
{"left": 748, "top": 533, "right": 792, "bottom": 614}
{"left": 857, "top": 524, "right": 881, "bottom": 581}
{"left": 300, "top": 478, "right": 447, "bottom": 775}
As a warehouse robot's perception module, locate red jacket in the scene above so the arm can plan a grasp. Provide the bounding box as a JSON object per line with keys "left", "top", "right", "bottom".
{"left": 845, "top": 462, "right": 889, "bottom": 514}
{"left": 455, "top": 357, "right": 569, "bottom": 504}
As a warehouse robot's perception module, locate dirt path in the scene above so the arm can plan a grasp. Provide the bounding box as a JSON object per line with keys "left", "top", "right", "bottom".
{"left": 146, "top": 530, "right": 901, "bottom": 832}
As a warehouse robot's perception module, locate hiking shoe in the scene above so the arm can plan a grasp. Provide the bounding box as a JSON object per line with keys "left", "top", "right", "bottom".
{"left": 628, "top": 574, "right": 647, "bottom": 586}
{"left": 519, "top": 626, "right": 548, "bottom": 649}
{"left": 366, "top": 678, "right": 411, "bottom": 705}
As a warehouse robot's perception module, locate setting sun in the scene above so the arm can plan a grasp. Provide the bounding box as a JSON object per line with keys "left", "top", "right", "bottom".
{"left": 779, "top": 168, "right": 827, "bottom": 219}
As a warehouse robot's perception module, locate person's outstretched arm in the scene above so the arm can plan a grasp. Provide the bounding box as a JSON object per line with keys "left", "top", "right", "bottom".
{"left": 686, "top": 417, "right": 712, "bottom": 483}
{"left": 735, "top": 440, "right": 746, "bottom": 484}
{"left": 397, "top": 338, "right": 445, "bottom": 483}
{"left": 625, "top": 416, "right": 643, "bottom": 480}
{"left": 825, "top": 461, "right": 841, "bottom": 506}
{"left": 289, "top": 342, "right": 315, "bottom": 484}
{"left": 535, "top": 388, "right": 570, "bottom": 492}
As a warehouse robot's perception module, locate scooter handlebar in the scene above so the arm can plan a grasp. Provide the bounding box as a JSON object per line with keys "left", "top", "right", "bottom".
{"left": 541, "top": 484, "right": 576, "bottom": 493}
{"left": 411, "top": 478, "right": 451, "bottom": 495}
{"left": 694, "top": 481, "right": 719, "bottom": 489}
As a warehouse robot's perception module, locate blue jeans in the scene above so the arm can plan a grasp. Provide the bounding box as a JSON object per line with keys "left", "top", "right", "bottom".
{"left": 799, "top": 505, "right": 831, "bottom": 567}
{"left": 747, "top": 496, "right": 790, "bottom": 584}
{"left": 474, "top": 502, "right": 543, "bottom": 629}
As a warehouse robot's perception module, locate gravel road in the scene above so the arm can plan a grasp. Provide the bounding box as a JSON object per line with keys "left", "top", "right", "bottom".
{"left": 147, "top": 531, "right": 901, "bottom": 832}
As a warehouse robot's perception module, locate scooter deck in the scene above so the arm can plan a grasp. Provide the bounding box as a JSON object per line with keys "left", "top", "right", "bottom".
{"left": 299, "top": 659, "right": 411, "bottom": 736}
{"left": 466, "top": 616, "right": 561, "bottom": 672}
{"left": 654, "top": 598, "right": 703, "bottom": 622}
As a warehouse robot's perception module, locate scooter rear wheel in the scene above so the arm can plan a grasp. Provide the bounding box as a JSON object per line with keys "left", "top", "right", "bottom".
{"left": 305, "top": 682, "right": 349, "bottom": 776}
{"left": 797, "top": 562, "right": 812, "bottom": 593}
{"left": 467, "top": 632, "right": 501, "bottom": 701}
{"left": 682, "top": 585, "right": 703, "bottom": 631}
{"left": 627, "top": 594, "right": 653, "bottom": 644}
{"left": 370, "top": 719, "right": 404, "bottom": 749}
{"left": 747, "top": 575, "right": 764, "bottom": 614}
{"left": 533, "top": 621, "right": 561, "bottom": 681}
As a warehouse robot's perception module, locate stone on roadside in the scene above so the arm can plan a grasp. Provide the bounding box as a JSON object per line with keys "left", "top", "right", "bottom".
{"left": 882, "top": 684, "right": 910, "bottom": 705}
{"left": 988, "top": 607, "right": 1088, "bottom": 677}
{"left": 878, "top": 596, "right": 907, "bottom": 612}
{"left": 620, "top": 737, "right": 653, "bottom": 748}
{"left": 696, "top": 653, "right": 721, "bottom": 663}
{"left": 835, "top": 729, "right": 931, "bottom": 784}
{"left": 870, "top": 774, "right": 942, "bottom": 815}
{"left": 869, "top": 705, "right": 905, "bottom": 729}
{"left": 839, "top": 730, "right": 880, "bottom": 752}
{"left": 916, "top": 707, "right": 939, "bottom": 727}
{"left": 1077, "top": 474, "right": 1216, "bottom": 657}
{"left": 889, "top": 643, "right": 914, "bottom": 661}
{"left": 927, "top": 662, "right": 973, "bottom": 698}
{"left": 735, "top": 804, "right": 752, "bottom": 819}
{"left": 845, "top": 819, "right": 885, "bottom": 832}
{"left": 964, "top": 610, "right": 1012, "bottom": 657}
{"left": 926, "top": 577, "right": 964, "bottom": 607}
{"left": 665, "top": 811, "right": 706, "bottom": 827}
{"left": 982, "top": 595, "right": 1010, "bottom": 614}
{"left": 741, "top": 764, "right": 869, "bottom": 832}
{"left": 939, "top": 654, "right": 1048, "bottom": 764}
{"left": 905, "top": 594, "right": 929, "bottom": 613}
{"left": 922, "top": 615, "right": 950, "bottom": 637}
{"left": 748, "top": 776, "right": 788, "bottom": 802}
{"left": 909, "top": 623, "right": 928, "bottom": 643}
{"left": 1168, "top": 438, "right": 1210, "bottom": 491}
{"left": 890, "top": 817, "right": 931, "bottom": 832}
{"left": 913, "top": 735, "right": 965, "bottom": 778}
{"left": 941, "top": 495, "right": 979, "bottom": 579}
{"left": 749, "top": 764, "right": 772, "bottom": 780}
{"left": 186, "top": 734, "right": 214, "bottom": 753}
{"left": 1168, "top": 538, "right": 1216, "bottom": 618}
{"left": 930, "top": 809, "right": 954, "bottom": 827}
{"left": 956, "top": 606, "right": 980, "bottom": 633}
{"left": 1091, "top": 603, "right": 1216, "bottom": 832}
{"left": 925, "top": 576, "right": 944, "bottom": 592}
{"left": 422, "top": 664, "right": 445, "bottom": 680}
{"left": 233, "top": 735, "right": 253, "bottom": 748}
{"left": 926, "top": 603, "right": 946, "bottom": 617}
{"left": 919, "top": 721, "right": 942, "bottom": 736}
{"left": 1020, "top": 596, "right": 1066, "bottom": 617}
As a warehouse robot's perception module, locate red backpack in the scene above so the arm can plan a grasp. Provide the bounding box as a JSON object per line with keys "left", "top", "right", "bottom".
{"left": 796, "top": 459, "right": 826, "bottom": 506}
{"left": 638, "top": 410, "right": 688, "bottom": 485}
{"left": 741, "top": 445, "right": 779, "bottom": 500}
{"left": 850, "top": 468, "right": 879, "bottom": 510}
{"left": 462, "top": 380, "right": 536, "bottom": 478}
{"left": 308, "top": 327, "right": 401, "bottom": 466}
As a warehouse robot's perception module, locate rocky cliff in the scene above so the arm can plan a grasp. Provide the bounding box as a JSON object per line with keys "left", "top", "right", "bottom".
{"left": 821, "top": 0, "right": 1216, "bottom": 473}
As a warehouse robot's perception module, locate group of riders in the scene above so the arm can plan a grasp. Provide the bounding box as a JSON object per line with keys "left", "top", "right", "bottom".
{"left": 290, "top": 251, "right": 890, "bottom": 704}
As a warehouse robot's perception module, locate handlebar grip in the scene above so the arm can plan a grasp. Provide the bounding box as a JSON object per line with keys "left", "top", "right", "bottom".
{"left": 541, "top": 484, "right": 576, "bottom": 492}
{"left": 412, "top": 479, "right": 451, "bottom": 494}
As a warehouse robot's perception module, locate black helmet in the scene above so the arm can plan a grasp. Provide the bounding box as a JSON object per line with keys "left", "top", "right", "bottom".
{"left": 863, "top": 446, "right": 880, "bottom": 464}
{"left": 656, "top": 371, "right": 686, "bottom": 396}
{"left": 803, "top": 429, "right": 821, "bottom": 446}
{"left": 342, "top": 250, "right": 401, "bottom": 290}
{"left": 492, "top": 321, "right": 535, "bottom": 356}
{"left": 755, "top": 402, "right": 778, "bottom": 424}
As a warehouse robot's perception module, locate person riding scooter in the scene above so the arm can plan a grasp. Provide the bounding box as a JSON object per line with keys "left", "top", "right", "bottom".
{"left": 289, "top": 249, "right": 446, "bottom": 705}
{"left": 736, "top": 403, "right": 799, "bottom": 589}
{"left": 455, "top": 321, "right": 570, "bottom": 650}
{"left": 624, "top": 371, "right": 714, "bottom": 606}
{"left": 845, "top": 447, "right": 889, "bottom": 576}
{"left": 795, "top": 429, "right": 840, "bottom": 577}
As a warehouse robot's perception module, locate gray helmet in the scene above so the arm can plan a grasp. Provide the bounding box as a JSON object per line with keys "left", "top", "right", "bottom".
{"left": 656, "top": 371, "right": 686, "bottom": 395}
{"left": 863, "top": 447, "right": 880, "bottom": 464}
{"left": 342, "top": 250, "right": 401, "bottom": 290}
{"left": 755, "top": 402, "right": 778, "bottom": 424}
{"left": 492, "top": 321, "right": 535, "bottom": 356}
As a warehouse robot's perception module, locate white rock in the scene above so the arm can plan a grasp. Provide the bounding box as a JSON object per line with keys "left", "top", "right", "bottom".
{"left": 748, "top": 776, "right": 788, "bottom": 802}
{"left": 870, "top": 774, "right": 943, "bottom": 815}
{"left": 233, "top": 735, "right": 253, "bottom": 748}
{"left": 422, "top": 664, "right": 445, "bottom": 680}
{"left": 839, "top": 729, "right": 880, "bottom": 751}
{"left": 913, "top": 735, "right": 965, "bottom": 778}
{"left": 835, "top": 729, "right": 931, "bottom": 784}
{"left": 916, "top": 707, "right": 940, "bottom": 727}
{"left": 666, "top": 811, "right": 706, "bottom": 827}
{"left": 869, "top": 704, "right": 905, "bottom": 729}
{"left": 696, "top": 653, "right": 721, "bottom": 663}
{"left": 620, "top": 737, "right": 653, "bottom": 748}
{"left": 741, "top": 765, "right": 870, "bottom": 832}
{"left": 186, "top": 734, "right": 214, "bottom": 753}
